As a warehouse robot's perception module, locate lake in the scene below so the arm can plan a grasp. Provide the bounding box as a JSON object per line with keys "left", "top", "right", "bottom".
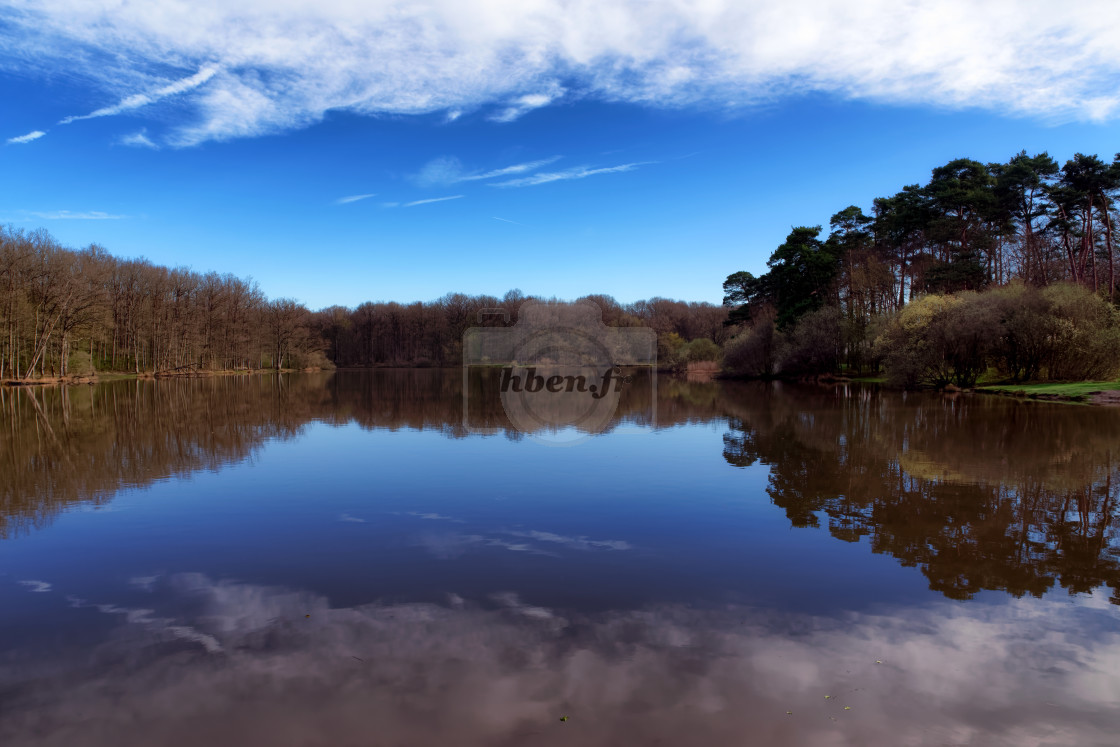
{"left": 1, "top": 371, "right": 1119, "bottom": 746}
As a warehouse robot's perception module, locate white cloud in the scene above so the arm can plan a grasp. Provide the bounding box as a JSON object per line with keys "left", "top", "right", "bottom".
{"left": 60, "top": 66, "right": 218, "bottom": 124}
{"left": 30, "top": 210, "right": 126, "bottom": 220}
{"left": 6, "top": 130, "right": 45, "bottom": 144}
{"left": 18, "top": 579, "right": 52, "bottom": 592}
{"left": 491, "top": 162, "right": 647, "bottom": 188}
{"left": 489, "top": 87, "right": 565, "bottom": 122}
{"left": 414, "top": 156, "right": 562, "bottom": 186}
{"left": 336, "top": 193, "right": 375, "bottom": 204}
{"left": 462, "top": 157, "right": 563, "bottom": 181}
{"left": 119, "top": 130, "right": 158, "bottom": 148}
{"left": 412, "top": 156, "right": 467, "bottom": 187}
{"left": 4, "top": 1, "right": 1120, "bottom": 146}
{"left": 403, "top": 195, "right": 463, "bottom": 207}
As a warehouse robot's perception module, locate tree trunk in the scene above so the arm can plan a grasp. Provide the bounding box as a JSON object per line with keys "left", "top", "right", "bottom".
{"left": 1087, "top": 196, "right": 1098, "bottom": 292}
{"left": 1100, "top": 194, "right": 1114, "bottom": 302}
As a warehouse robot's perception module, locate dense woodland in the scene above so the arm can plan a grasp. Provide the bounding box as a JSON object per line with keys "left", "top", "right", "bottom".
{"left": 0, "top": 226, "right": 322, "bottom": 379}
{"left": 723, "top": 151, "right": 1120, "bottom": 384}
{"left": 0, "top": 225, "right": 726, "bottom": 380}
{"left": 4, "top": 149, "right": 1120, "bottom": 386}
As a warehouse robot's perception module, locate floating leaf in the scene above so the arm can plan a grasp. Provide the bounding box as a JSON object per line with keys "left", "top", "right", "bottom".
{"left": 824, "top": 695, "right": 831, "bottom": 699}
{"left": 844, "top": 706, "right": 851, "bottom": 711}
{"left": 559, "top": 716, "right": 569, "bottom": 722}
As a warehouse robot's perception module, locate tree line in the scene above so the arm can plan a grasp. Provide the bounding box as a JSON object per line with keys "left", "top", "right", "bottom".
{"left": 0, "top": 226, "right": 328, "bottom": 380}
{"left": 313, "top": 292, "right": 728, "bottom": 369}
{"left": 722, "top": 151, "right": 1120, "bottom": 383}
{"left": 0, "top": 226, "right": 729, "bottom": 381}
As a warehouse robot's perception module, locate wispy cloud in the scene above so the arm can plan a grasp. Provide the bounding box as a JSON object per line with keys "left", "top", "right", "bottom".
{"left": 7, "top": 130, "right": 46, "bottom": 145}
{"left": 338, "top": 513, "right": 366, "bottom": 523}
{"left": 60, "top": 66, "right": 218, "bottom": 125}
{"left": 403, "top": 195, "right": 463, "bottom": 207}
{"left": 5, "top": 1, "right": 1120, "bottom": 146}
{"left": 491, "top": 162, "right": 648, "bottom": 188}
{"left": 336, "top": 193, "right": 376, "bottom": 204}
{"left": 414, "top": 156, "right": 561, "bottom": 186}
{"left": 18, "top": 579, "right": 52, "bottom": 593}
{"left": 489, "top": 88, "right": 564, "bottom": 123}
{"left": 461, "top": 157, "right": 563, "bottom": 182}
{"left": 31, "top": 210, "right": 126, "bottom": 220}
{"left": 119, "top": 130, "right": 158, "bottom": 149}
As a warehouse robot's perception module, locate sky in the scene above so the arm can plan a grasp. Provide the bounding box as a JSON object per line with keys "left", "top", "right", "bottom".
{"left": 1, "top": 1, "right": 1119, "bottom": 310}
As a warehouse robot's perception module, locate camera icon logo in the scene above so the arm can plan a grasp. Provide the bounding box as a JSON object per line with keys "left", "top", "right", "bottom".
{"left": 463, "top": 300, "right": 657, "bottom": 446}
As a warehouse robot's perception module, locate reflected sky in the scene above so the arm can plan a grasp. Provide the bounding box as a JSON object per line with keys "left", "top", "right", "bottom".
{"left": 1, "top": 372, "right": 1119, "bottom": 744}
{"left": 2, "top": 573, "right": 1118, "bottom": 747}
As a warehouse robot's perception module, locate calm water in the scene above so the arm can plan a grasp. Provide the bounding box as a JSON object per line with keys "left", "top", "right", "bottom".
{"left": 1, "top": 371, "right": 1118, "bottom": 746}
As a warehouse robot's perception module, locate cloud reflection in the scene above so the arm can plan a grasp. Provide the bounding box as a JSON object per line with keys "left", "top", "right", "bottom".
{"left": 2, "top": 574, "right": 1118, "bottom": 746}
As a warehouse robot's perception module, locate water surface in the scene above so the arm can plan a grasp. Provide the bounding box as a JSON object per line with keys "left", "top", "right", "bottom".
{"left": 1, "top": 372, "right": 1118, "bottom": 745}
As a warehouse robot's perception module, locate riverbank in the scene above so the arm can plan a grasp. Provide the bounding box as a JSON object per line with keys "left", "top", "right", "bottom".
{"left": 975, "top": 380, "right": 1120, "bottom": 405}
{"left": 0, "top": 367, "right": 327, "bottom": 387}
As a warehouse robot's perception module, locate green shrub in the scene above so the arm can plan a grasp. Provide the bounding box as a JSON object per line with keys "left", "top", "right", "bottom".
{"left": 684, "top": 337, "right": 721, "bottom": 363}
{"left": 657, "top": 332, "right": 687, "bottom": 370}
{"left": 878, "top": 282, "right": 1120, "bottom": 388}
{"left": 1042, "top": 283, "right": 1120, "bottom": 380}
{"left": 876, "top": 294, "right": 957, "bottom": 387}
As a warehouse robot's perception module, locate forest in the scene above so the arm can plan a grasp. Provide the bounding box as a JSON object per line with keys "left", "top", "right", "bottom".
{"left": 0, "top": 225, "right": 727, "bottom": 380}
{"left": 3, "top": 149, "right": 1120, "bottom": 387}
{"left": 722, "top": 151, "right": 1120, "bottom": 385}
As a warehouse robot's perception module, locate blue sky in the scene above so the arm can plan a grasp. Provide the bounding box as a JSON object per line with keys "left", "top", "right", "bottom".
{"left": 2, "top": 1, "right": 1119, "bottom": 309}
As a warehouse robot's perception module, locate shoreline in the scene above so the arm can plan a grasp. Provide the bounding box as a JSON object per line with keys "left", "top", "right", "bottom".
{"left": 0, "top": 367, "right": 328, "bottom": 387}
{"left": 6, "top": 367, "right": 1120, "bottom": 406}
{"left": 974, "top": 382, "right": 1120, "bottom": 406}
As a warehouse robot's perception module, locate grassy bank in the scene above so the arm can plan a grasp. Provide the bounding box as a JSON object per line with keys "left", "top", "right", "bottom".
{"left": 976, "top": 380, "right": 1120, "bottom": 404}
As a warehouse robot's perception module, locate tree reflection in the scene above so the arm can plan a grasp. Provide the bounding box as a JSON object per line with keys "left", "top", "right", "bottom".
{"left": 4, "top": 373, "right": 1119, "bottom": 607}
{"left": 0, "top": 370, "right": 657, "bottom": 536}
{"left": 720, "top": 384, "right": 1120, "bottom": 604}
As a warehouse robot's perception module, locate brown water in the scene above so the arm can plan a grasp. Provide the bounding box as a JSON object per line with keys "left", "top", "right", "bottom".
{"left": 1, "top": 371, "right": 1118, "bottom": 745}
